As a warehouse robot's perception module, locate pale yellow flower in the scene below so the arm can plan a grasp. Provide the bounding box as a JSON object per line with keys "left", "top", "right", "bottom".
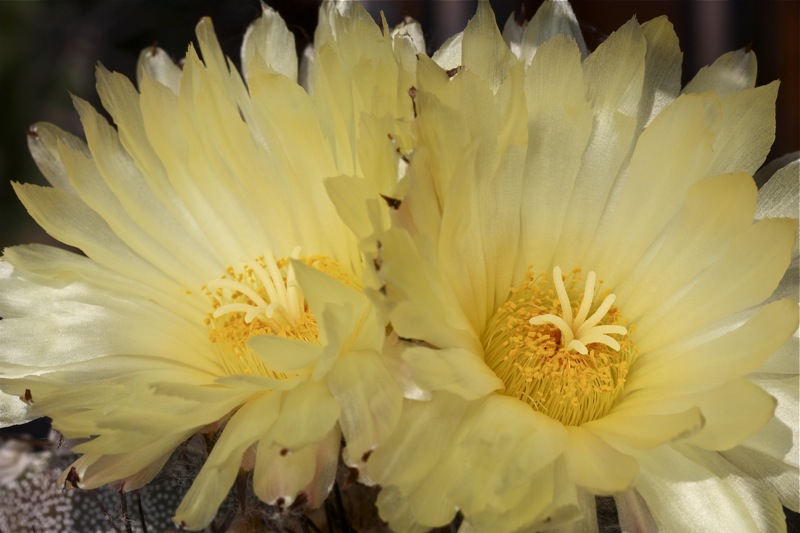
{"left": 0, "top": 3, "right": 416, "bottom": 529}
{"left": 332, "top": 2, "right": 799, "bottom": 531}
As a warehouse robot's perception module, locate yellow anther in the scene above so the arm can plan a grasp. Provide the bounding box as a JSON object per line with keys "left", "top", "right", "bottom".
{"left": 483, "top": 267, "right": 637, "bottom": 426}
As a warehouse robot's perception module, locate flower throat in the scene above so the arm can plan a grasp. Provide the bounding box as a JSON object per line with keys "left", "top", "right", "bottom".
{"left": 203, "top": 251, "right": 357, "bottom": 377}
{"left": 482, "top": 267, "right": 637, "bottom": 426}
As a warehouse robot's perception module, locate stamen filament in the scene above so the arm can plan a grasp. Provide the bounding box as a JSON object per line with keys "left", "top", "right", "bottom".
{"left": 206, "top": 279, "right": 269, "bottom": 309}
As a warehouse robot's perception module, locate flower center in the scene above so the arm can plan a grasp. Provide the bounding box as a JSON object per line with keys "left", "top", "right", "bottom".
{"left": 482, "top": 267, "right": 637, "bottom": 426}
{"left": 203, "top": 250, "right": 357, "bottom": 377}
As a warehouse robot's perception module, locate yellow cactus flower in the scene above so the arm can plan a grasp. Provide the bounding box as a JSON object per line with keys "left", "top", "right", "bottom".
{"left": 331, "top": 1, "right": 799, "bottom": 531}
{"left": 0, "top": 3, "right": 417, "bottom": 529}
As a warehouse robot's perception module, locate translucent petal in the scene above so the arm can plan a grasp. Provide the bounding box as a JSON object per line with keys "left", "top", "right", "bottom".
{"left": 461, "top": 1, "right": 516, "bottom": 90}
{"left": 563, "top": 426, "right": 639, "bottom": 494}
{"left": 69, "top": 431, "right": 190, "bottom": 490}
{"left": 520, "top": 35, "right": 593, "bottom": 271}
{"left": 520, "top": 0, "right": 587, "bottom": 63}
{"left": 637, "top": 16, "right": 681, "bottom": 127}
{"left": 685, "top": 380, "right": 776, "bottom": 451}
{"left": 173, "top": 393, "right": 281, "bottom": 529}
{"left": 705, "top": 82, "right": 778, "bottom": 176}
{"left": 26, "top": 122, "right": 83, "bottom": 193}
{"left": 432, "top": 31, "right": 463, "bottom": 71}
{"left": 268, "top": 379, "right": 340, "bottom": 451}
{"left": 587, "top": 93, "right": 717, "bottom": 288}
{"left": 617, "top": 173, "right": 756, "bottom": 322}
{"left": 587, "top": 406, "right": 703, "bottom": 450}
{"left": 637, "top": 218, "right": 796, "bottom": 352}
{"left": 401, "top": 345, "right": 503, "bottom": 399}
{"left": 328, "top": 348, "right": 402, "bottom": 465}
{"left": 683, "top": 48, "right": 757, "bottom": 94}
{"left": 253, "top": 441, "right": 315, "bottom": 505}
{"left": 628, "top": 299, "right": 797, "bottom": 391}
{"left": 136, "top": 45, "right": 181, "bottom": 93}
{"left": 241, "top": 4, "right": 298, "bottom": 81}
{"left": 636, "top": 445, "right": 785, "bottom": 532}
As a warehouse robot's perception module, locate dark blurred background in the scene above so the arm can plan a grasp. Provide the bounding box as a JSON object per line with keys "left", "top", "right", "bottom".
{"left": 0, "top": 0, "right": 797, "bottom": 251}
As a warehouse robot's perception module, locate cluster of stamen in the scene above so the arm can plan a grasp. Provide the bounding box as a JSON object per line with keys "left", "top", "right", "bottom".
{"left": 203, "top": 250, "right": 355, "bottom": 377}
{"left": 483, "top": 267, "right": 637, "bottom": 426}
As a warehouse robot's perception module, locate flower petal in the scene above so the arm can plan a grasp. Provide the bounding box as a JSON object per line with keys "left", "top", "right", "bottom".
{"left": 247, "top": 334, "right": 322, "bottom": 374}
{"left": 628, "top": 298, "right": 798, "bottom": 391}
{"left": 683, "top": 48, "right": 757, "bottom": 94}
{"left": 241, "top": 4, "right": 298, "bottom": 81}
{"left": 617, "top": 172, "right": 757, "bottom": 322}
{"left": 684, "top": 379, "right": 776, "bottom": 451}
{"left": 328, "top": 348, "right": 402, "bottom": 466}
{"left": 519, "top": 0, "right": 587, "bottom": 63}
{"left": 638, "top": 218, "right": 796, "bottom": 352}
{"left": 136, "top": 45, "right": 181, "bottom": 93}
{"left": 173, "top": 392, "right": 281, "bottom": 529}
{"left": 636, "top": 445, "right": 786, "bottom": 531}
{"left": 563, "top": 426, "right": 639, "bottom": 494}
{"left": 520, "top": 34, "right": 593, "bottom": 270}
{"left": 587, "top": 405, "right": 703, "bottom": 450}
{"left": 637, "top": 16, "right": 681, "bottom": 127}
{"left": 26, "top": 122, "right": 83, "bottom": 193}
{"left": 706, "top": 82, "right": 778, "bottom": 176}
{"left": 268, "top": 379, "right": 340, "bottom": 451}
{"left": 461, "top": 2, "right": 516, "bottom": 89}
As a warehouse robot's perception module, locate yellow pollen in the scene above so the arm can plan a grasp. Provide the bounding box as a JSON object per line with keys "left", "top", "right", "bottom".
{"left": 203, "top": 250, "right": 358, "bottom": 377}
{"left": 482, "top": 267, "right": 638, "bottom": 426}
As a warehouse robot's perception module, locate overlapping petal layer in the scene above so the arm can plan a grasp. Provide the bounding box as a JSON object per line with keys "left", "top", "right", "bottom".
{"left": 331, "top": 2, "right": 799, "bottom": 531}
{"left": 0, "top": 3, "right": 419, "bottom": 529}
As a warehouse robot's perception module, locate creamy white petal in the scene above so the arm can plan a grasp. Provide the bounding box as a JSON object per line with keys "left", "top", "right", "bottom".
{"left": 328, "top": 348, "right": 402, "bottom": 466}
{"left": 637, "top": 218, "right": 796, "bottom": 352}
{"left": 241, "top": 4, "right": 298, "bottom": 81}
{"left": 136, "top": 45, "right": 181, "bottom": 93}
{"left": 0, "top": 391, "right": 31, "bottom": 428}
{"left": 553, "top": 20, "right": 646, "bottom": 269}
{"left": 26, "top": 122, "right": 82, "bottom": 193}
{"left": 392, "top": 17, "right": 425, "bottom": 55}
{"left": 432, "top": 31, "right": 463, "bottom": 71}
{"left": 628, "top": 299, "right": 797, "bottom": 392}
{"left": 637, "top": 16, "right": 681, "bottom": 128}
{"left": 268, "top": 379, "right": 340, "bottom": 451}
{"left": 683, "top": 48, "right": 757, "bottom": 94}
{"left": 520, "top": 0, "right": 587, "bottom": 63}
{"left": 563, "top": 426, "right": 639, "bottom": 494}
{"left": 684, "top": 380, "right": 777, "bottom": 451}
{"left": 757, "top": 157, "right": 800, "bottom": 258}
{"left": 173, "top": 393, "right": 282, "bottom": 529}
{"left": 586, "top": 94, "right": 716, "bottom": 289}
{"left": 520, "top": 35, "right": 593, "bottom": 271}
{"left": 757, "top": 157, "right": 800, "bottom": 219}
{"left": 637, "top": 444, "right": 786, "bottom": 531}
{"left": 617, "top": 173, "right": 756, "bottom": 321}
{"left": 705, "top": 82, "right": 778, "bottom": 176}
